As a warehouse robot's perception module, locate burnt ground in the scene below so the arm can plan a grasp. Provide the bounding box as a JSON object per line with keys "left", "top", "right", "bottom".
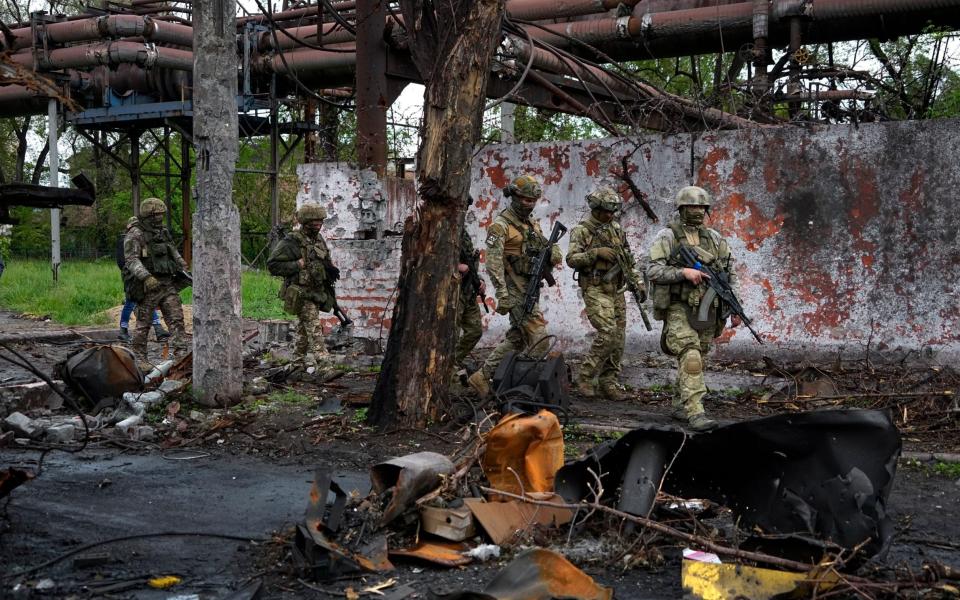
{"left": 1, "top": 311, "right": 959, "bottom": 599}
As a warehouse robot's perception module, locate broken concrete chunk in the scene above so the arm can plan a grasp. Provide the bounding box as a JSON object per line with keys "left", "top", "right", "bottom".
{"left": 3, "top": 412, "right": 40, "bottom": 439}
{"left": 115, "top": 414, "right": 141, "bottom": 435}
{"left": 129, "top": 426, "right": 155, "bottom": 442}
{"left": 122, "top": 390, "right": 166, "bottom": 415}
{"left": 247, "top": 377, "right": 270, "bottom": 395}
{"left": 158, "top": 379, "right": 186, "bottom": 395}
{"left": 45, "top": 423, "right": 76, "bottom": 443}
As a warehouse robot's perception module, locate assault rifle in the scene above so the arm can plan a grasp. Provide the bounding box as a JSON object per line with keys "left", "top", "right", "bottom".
{"left": 322, "top": 263, "right": 353, "bottom": 327}
{"left": 519, "top": 221, "right": 568, "bottom": 320}
{"left": 602, "top": 252, "right": 652, "bottom": 331}
{"left": 674, "top": 245, "right": 762, "bottom": 344}
{"left": 466, "top": 249, "right": 490, "bottom": 313}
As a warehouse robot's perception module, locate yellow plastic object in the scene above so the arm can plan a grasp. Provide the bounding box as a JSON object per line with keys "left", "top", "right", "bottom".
{"left": 147, "top": 575, "right": 182, "bottom": 589}
{"left": 482, "top": 410, "right": 563, "bottom": 499}
{"left": 681, "top": 560, "right": 836, "bottom": 600}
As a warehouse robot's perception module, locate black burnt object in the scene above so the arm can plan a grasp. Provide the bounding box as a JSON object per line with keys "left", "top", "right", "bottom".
{"left": 557, "top": 409, "right": 901, "bottom": 563}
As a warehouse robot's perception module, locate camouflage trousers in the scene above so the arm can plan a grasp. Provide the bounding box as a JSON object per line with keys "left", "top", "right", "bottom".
{"left": 579, "top": 282, "right": 626, "bottom": 387}
{"left": 454, "top": 289, "right": 483, "bottom": 368}
{"left": 295, "top": 299, "right": 327, "bottom": 363}
{"left": 481, "top": 288, "right": 550, "bottom": 380}
{"left": 131, "top": 280, "right": 186, "bottom": 360}
{"left": 662, "top": 303, "right": 717, "bottom": 419}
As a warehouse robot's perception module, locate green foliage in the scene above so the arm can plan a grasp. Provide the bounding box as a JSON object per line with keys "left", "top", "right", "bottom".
{"left": 267, "top": 389, "right": 314, "bottom": 405}
{"left": 0, "top": 258, "right": 123, "bottom": 325}
{"left": 353, "top": 407, "right": 368, "bottom": 423}
{"left": 933, "top": 461, "right": 960, "bottom": 479}
{"left": 483, "top": 105, "right": 605, "bottom": 144}
{"left": 0, "top": 259, "right": 286, "bottom": 325}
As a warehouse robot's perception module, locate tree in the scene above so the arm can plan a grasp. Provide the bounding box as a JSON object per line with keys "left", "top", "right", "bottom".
{"left": 368, "top": 0, "right": 506, "bottom": 427}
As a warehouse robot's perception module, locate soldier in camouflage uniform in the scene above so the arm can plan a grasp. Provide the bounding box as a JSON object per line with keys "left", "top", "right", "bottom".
{"left": 122, "top": 198, "right": 189, "bottom": 361}
{"left": 467, "top": 175, "right": 562, "bottom": 398}
{"left": 454, "top": 199, "right": 485, "bottom": 370}
{"left": 566, "top": 186, "right": 643, "bottom": 401}
{"left": 267, "top": 204, "right": 340, "bottom": 367}
{"left": 646, "top": 186, "right": 742, "bottom": 431}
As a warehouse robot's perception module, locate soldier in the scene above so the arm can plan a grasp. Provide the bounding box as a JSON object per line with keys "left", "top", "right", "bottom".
{"left": 467, "top": 175, "right": 562, "bottom": 398}
{"left": 267, "top": 203, "right": 340, "bottom": 367}
{"left": 565, "top": 186, "right": 643, "bottom": 401}
{"left": 122, "top": 198, "right": 189, "bottom": 361}
{"left": 454, "top": 197, "right": 485, "bottom": 373}
{"left": 646, "top": 186, "right": 741, "bottom": 431}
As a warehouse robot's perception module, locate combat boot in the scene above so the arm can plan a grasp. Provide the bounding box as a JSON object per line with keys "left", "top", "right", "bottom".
{"left": 599, "top": 381, "right": 625, "bottom": 402}
{"left": 467, "top": 370, "right": 490, "bottom": 399}
{"left": 576, "top": 379, "right": 596, "bottom": 399}
{"left": 670, "top": 405, "right": 687, "bottom": 421}
{"left": 153, "top": 322, "right": 170, "bottom": 340}
{"left": 687, "top": 413, "right": 718, "bottom": 432}
{"left": 118, "top": 327, "right": 131, "bottom": 342}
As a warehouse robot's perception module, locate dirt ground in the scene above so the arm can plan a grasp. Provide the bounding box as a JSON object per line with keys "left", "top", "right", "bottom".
{"left": 1, "top": 310, "right": 959, "bottom": 599}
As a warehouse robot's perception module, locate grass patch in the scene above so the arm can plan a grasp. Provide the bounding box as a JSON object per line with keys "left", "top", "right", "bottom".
{"left": 933, "top": 461, "right": 960, "bottom": 479}
{"left": 353, "top": 407, "right": 368, "bottom": 423}
{"left": 0, "top": 259, "right": 285, "bottom": 325}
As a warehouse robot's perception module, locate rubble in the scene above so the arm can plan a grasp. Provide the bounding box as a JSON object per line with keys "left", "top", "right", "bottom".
{"left": 370, "top": 452, "right": 454, "bottom": 525}
{"left": 433, "top": 548, "right": 612, "bottom": 600}
{"left": 44, "top": 423, "right": 75, "bottom": 443}
{"left": 3, "top": 411, "right": 39, "bottom": 439}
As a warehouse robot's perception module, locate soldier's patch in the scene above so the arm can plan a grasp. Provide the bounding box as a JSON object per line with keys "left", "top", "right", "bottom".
{"left": 485, "top": 232, "right": 502, "bottom": 246}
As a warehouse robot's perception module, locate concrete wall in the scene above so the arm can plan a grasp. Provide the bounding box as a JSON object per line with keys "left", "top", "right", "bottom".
{"left": 298, "top": 119, "right": 960, "bottom": 361}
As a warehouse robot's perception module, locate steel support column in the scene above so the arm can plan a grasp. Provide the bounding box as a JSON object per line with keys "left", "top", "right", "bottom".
{"left": 47, "top": 99, "right": 61, "bottom": 282}
{"left": 355, "top": 0, "right": 388, "bottom": 176}
{"left": 131, "top": 129, "right": 142, "bottom": 215}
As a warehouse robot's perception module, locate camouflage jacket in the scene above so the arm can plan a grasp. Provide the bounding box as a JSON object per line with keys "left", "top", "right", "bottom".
{"left": 647, "top": 215, "right": 738, "bottom": 303}
{"left": 267, "top": 230, "right": 335, "bottom": 304}
{"left": 123, "top": 219, "right": 187, "bottom": 283}
{"left": 484, "top": 207, "right": 562, "bottom": 296}
{"left": 566, "top": 215, "right": 640, "bottom": 287}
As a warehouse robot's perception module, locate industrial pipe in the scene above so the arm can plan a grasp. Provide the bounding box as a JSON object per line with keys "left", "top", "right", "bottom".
{"left": 3, "top": 15, "right": 193, "bottom": 52}
{"left": 8, "top": 42, "right": 193, "bottom": 71}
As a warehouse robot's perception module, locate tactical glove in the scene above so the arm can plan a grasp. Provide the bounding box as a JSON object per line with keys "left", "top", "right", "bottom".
{"left": 495, "top": 295, "right": 514, "bottom": 315}
{"left": 143, "top": 275, "right": 161, "bottom": 294}
{"left": 595, "top": 247, "right": 617, "bottom": 262}
{"left": 325, "top": 264, "right": 341, "bottom": 282}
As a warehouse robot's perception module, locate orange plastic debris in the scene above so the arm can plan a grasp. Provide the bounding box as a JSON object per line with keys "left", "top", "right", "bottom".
{"left": 482, "top": 410, "right": 563, "bottom": 499}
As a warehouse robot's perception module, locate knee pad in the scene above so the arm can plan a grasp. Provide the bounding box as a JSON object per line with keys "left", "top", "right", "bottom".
{"left": 680, "top": 349, "right": 703, "bottom": 375}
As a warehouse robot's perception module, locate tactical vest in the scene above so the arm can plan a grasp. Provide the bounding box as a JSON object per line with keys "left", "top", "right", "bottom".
{"left": 280, "top": 231, "right": 333, "bottom": 312}
{"left": 121, "top": 222, "right": 180, "bottom": 301}
{"left": 138, "top": 225, "right": 180, "bottom": 276}
{"left": 498, "top": 210, "right": 548, "bottom": 278}
{"left": 650, "top": 221, "right": 729, "bottom": 317}
{"left": 576, "top": 219, "right": 624, "bottom": 280}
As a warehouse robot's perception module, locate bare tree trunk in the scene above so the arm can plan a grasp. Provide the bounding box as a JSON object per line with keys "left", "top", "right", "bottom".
{"left": 368, "top": 0, "right": 505, "bottom": 428}
{"left": 15, "top": 117, "right": 31, "bottom": 182}
{"left": 192, "top": 0, "right": 242, "bottom": 407}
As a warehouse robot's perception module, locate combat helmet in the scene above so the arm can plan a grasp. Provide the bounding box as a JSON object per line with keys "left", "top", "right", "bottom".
{"left": 586, "top": 186, "right": 622, "bottom": 212}
{"left": 504, "top": 174, "right": 543, "bottom": 199}
{"left": 674, "top": 186, "right": 712, "bottom": 209}
{"left": 297, "top": 203, "right": 327, "bottom": 223}
{"left": 140, "top": 197, "right": 167, "bottom": 216}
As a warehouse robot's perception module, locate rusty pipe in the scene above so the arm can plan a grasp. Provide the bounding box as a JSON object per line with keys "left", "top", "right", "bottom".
{"left": 257, "top": 21, "right": 361, "bottom": 51}
{"left": 257, "top": 46, "right": 358, "bottom": 78}
{"left": 3, "top": 15, "right": 193, "bottom": 52}
{"left": 8, "top": 42, "right": 193, "bottom": 71}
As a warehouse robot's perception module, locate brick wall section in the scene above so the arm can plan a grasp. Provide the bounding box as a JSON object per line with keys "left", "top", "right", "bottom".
{"left": 299, "top": 119, "right": 960, "bottom": 361}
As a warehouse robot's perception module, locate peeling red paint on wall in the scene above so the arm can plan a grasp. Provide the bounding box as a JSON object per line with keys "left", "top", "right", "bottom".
{"left": 538, "top": 146, "right": 571, "bottom": 185}
{"left": 712, "top": 193, "right": 784, "bottom": 252}
{"left": 696, "top": 147, "right": 729, "bottom": 193}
